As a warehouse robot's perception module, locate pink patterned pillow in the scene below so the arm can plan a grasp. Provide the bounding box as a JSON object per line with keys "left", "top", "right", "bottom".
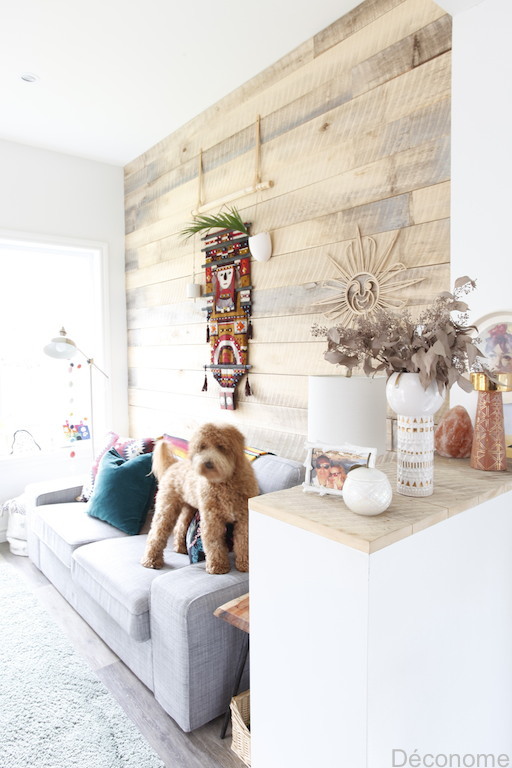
{"left": 79, "top": 431, "right": 119, "bottom": 501}
{"left": 114, "top": 436, "right": 156, "bottom": 461}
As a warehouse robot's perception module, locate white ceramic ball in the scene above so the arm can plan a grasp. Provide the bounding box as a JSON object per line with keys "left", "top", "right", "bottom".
{"left": 343, "top": 466, "right": 392, "bottom": 516}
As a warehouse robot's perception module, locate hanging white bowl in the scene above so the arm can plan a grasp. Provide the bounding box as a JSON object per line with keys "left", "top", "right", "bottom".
{"left": 249, "top": 231, "right": 272, "bottom": 262}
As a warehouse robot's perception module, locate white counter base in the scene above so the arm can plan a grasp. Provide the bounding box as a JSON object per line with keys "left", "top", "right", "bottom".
{"left": 249, "top": 490, "right": 512, "bottom": 768}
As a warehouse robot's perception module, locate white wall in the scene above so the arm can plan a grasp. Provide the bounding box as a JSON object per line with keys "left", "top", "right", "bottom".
{"left": 0, "top": 139, "right": 127, "bottom": 514}
{"left": 448, "top": 0, "right": 512, "bottom": 414}
{"left": 450, "top": 0, "right": 512, "bottom": 319}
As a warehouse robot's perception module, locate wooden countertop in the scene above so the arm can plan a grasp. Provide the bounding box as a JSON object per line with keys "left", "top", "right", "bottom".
{"left": 249, "top": 457, "right": 512, "bottom": 554}
{"left": 213, "top": 593, "right": 250, "bottom": 633}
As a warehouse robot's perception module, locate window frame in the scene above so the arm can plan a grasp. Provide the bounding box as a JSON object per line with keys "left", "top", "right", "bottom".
{"left": 0, "top": 228, "right": 111, "bottom": 459}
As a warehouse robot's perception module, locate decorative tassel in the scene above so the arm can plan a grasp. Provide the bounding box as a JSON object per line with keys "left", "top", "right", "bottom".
{"left": 245, "top": 376, "right": 252, "bottom": 396}
{"left": 247, "top": 321, "right": 253, "bottom": 339}
{"left": 206, "top": 325, "right": 210, "bottom": 343}
{"left": 202, "top": 367, "right": 208, "bottom": 392}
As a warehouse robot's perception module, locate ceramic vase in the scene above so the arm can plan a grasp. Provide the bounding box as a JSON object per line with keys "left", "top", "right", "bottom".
{"left": 248, "top": 231, "right": 272, "bottom": 262}
{"left": 386, "top": 372, "right": 445, "bottom": 497}
{"left": 469, "top": 371, "right": 512, "bottom": 471}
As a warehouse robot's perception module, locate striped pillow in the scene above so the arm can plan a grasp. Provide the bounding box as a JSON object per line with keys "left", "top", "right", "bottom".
{"left": 160, "top": 435, "right": 271, "bottom": 463}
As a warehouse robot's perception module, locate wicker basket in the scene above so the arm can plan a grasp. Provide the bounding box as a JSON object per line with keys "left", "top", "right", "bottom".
{"left": 230, "top": 689, "right": 251, "bottom": 766}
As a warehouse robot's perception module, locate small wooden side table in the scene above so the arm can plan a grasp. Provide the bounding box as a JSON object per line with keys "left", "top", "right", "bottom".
{"left": 214, "top": 593, "right": 250, "bottom": 738}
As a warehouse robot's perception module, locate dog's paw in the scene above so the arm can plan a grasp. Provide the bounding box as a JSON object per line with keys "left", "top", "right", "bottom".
{"left": 206, "top": 558, "right": 230, "bottom": 575}
{"left": 174, "top": 541, "right": 187, "bottom": 555}
{"left": 140, "top": 555, "right": 164, "bottom": 569}
{"left": 235, "top": 557, "right": 249, "bottom": 573}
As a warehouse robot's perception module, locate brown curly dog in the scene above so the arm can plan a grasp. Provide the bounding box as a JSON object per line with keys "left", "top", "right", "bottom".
{"left": 141, "top": 423, "right": 259, "bottom": 574}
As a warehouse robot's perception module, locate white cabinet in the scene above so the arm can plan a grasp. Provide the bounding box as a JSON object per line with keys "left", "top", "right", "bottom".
{"left": 249, "top": 459, "right": 512, "bottom": 768}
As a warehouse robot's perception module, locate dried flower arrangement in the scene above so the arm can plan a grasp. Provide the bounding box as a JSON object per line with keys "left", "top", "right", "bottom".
{"left": 312, "top": 276, "right": 484, "bottom": 393}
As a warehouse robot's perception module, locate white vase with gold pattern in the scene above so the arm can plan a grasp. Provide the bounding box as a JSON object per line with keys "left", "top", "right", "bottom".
{"left": 386, "top": 372, "right": 445, "bottom": 497}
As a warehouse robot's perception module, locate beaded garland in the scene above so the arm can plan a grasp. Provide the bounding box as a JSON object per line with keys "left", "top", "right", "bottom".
{"left": 65, "top": 361, "right": 90, "bottom": 456}
{"left": 201, "top": 226, "right": 252, "bottom": 409}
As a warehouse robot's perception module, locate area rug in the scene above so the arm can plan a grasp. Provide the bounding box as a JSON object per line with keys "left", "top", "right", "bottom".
{"left": 0, "top": 560, "right": 165, "bottom": 768}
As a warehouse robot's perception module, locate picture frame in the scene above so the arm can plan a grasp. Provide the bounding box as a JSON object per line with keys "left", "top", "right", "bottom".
{"left": 475, "top": 311, "right": 512, "bottom": 403}
{"left": 475, "top": 311, "right": 512, "bottom": 458}
{"left": 302, "top": 441, "right": 377, "bottom": 497}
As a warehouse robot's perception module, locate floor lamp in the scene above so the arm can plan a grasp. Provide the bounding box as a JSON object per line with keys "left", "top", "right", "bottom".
{"left": 43, "top": 327, "right": 108, "bottom": 456}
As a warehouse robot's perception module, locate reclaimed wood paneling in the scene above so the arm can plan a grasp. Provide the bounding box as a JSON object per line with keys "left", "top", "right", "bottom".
{"left": 124, "top": 0, "right": 451, "bottom": 459}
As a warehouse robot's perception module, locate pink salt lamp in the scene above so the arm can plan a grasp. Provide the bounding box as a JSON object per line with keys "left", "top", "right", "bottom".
{"left": 434, "top": 405, "right": 474, "bottom": 459}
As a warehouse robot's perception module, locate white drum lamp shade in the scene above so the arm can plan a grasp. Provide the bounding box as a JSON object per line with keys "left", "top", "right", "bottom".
{"left": 308, "top": 375, "right": 387, "bottom": 456}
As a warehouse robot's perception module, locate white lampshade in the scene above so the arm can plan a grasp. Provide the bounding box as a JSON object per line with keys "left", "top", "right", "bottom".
{"left": 308, "top": 375, "right": 387, "bottom": 456}
{"left": 43, "top": 327, "right": 78, "bottom": 360}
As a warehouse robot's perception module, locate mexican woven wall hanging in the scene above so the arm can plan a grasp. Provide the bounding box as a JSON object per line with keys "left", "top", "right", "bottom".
{"left": 201, "top": 226, "right": 252, "bottom": 409}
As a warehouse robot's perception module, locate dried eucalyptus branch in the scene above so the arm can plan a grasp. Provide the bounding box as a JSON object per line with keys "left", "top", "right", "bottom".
{"left": 312, "top": 277, "right": 486, "bottom": 392}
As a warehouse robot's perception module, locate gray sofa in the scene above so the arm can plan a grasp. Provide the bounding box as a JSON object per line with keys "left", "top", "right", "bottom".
{"left": 25, "top": 452, "right": 304, "bottom": 732}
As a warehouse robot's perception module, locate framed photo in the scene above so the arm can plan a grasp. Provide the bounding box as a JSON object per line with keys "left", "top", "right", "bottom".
{"left": 302, "top": 442, "right": 377, "bottom": 497}
{"left": 476, "top": 310, "right": 512, "bottom": 379}
{"left": 505, "top": 403, "right": 512, "bottom": 460}
{"left": 475, "top": 311, "right": 512, "bottom": 458}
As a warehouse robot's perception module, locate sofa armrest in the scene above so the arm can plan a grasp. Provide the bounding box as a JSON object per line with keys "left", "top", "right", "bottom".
{"left": 150, "top": 559, "right": 249, "bottom": 732}
{"left": 24, "top": 475, "right": 85, "bottom": 510}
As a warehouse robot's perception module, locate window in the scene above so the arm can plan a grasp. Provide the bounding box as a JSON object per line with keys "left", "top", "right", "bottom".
{"left": 0, "top": 235, "right": 107, "bottom": 457}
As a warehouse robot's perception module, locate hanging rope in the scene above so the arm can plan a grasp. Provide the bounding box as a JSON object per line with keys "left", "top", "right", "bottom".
{"left": 254, "top": 115, "right": 262, "bottom": 187}
{"left": 196, "top": 149, "right": 204, "bottom": 210}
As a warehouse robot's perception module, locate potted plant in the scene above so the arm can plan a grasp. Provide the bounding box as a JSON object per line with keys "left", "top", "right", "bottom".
{"left": 312, "top": 277, "right": 485, "bottom": 497}
{"left": 179, "top": 206, "right": 272, "bottom": 262}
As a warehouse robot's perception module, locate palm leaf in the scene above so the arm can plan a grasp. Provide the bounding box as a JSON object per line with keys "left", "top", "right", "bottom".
{"left": 179, "top": 206, "right": 249, "bottom": 239}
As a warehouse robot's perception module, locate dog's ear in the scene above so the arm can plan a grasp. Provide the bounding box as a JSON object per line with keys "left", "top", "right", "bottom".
{"left": 222, "top": 425, "right": 246, "bottom": 464}
{"left": 225, "top": 424, "right": 245, "bottom": 448}
{"left": 188, "top": 425, "right": 207, "bottom": 458}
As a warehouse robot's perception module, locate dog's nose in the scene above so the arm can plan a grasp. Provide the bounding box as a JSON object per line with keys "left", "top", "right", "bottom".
{"left": 204, "top": 460, "right": 215, "bottom": 470}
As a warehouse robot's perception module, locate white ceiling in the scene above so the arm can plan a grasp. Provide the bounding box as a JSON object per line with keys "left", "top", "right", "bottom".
{"left": 0, "top": 0, "right": 361, "bottom": 167}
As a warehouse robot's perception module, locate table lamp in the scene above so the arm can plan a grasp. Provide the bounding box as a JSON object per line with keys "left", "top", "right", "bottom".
{"left": 308, "top": 375, "right": 387, "bottom": 456}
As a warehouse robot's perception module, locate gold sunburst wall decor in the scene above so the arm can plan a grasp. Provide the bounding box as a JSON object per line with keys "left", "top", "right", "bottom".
{"left": 314, "top": 228, "right": 423, "bottom": 326}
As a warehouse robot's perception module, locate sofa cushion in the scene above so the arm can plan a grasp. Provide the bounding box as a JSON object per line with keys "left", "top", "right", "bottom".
{"left": 161, "top": 435, "right": 272, "bottom": 465}
{"left": 113, "top": 436, "right": 156, "bottom": 460}
{"left": 161, "top": 434, "right": 189, "bottom": 459}
{"left": 86, "top": 449, "right": 156, "bottom": 535}
{"left": 30, "top": 503, "right": 127, "bottom": 569}
{"left": 252, "top": 454, "right": 305, "bottom": 494}
{"left": 186, "top": 511, "right": 234, "bottom": 564}
{"left": 72, "top": 536, "right": 190, "bottom": 642}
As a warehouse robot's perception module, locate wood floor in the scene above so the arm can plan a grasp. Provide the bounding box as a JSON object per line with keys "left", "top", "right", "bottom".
{"left": 0, "top": 542, "right": 245, "bottom": 768}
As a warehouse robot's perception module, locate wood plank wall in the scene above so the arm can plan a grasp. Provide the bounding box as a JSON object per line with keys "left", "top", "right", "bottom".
{"left": 124, "top": 0, "right": 451, "bottom": 462}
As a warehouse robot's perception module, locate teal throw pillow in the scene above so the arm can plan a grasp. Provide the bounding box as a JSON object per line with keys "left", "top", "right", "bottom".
{"left": 86, "top": 449, "right": 156, "bottom": 535}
